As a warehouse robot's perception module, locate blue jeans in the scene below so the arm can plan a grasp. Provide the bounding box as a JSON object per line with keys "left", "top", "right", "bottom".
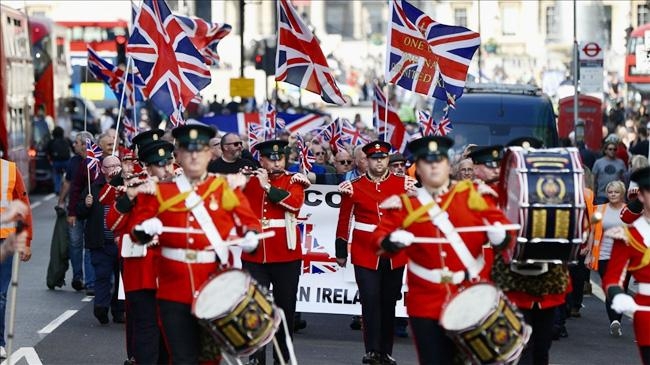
{"left": 0, "top": 247, "right": 12, "bottom": 347}
{"left": 51, "top": 160, "right": 67, "bottom": 194}
{"left": 68, "top": 219, "right": 95, "bottom": 288}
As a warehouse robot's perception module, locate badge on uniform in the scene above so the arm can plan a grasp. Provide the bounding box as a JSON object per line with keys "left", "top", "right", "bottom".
{"left": 209, "top": 194, "right": 219, "bottom": 211}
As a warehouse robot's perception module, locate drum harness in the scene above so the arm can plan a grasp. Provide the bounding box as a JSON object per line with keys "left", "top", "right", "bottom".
{"left": 407, "top": 188, "right": 485, "bottom": 289}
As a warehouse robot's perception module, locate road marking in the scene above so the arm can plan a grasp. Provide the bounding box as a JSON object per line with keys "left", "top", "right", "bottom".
{"left": 42, "top": 193, "right": 56, "bottom": 201}
{"left": 37, "top": 310, "right": 77, "bottom": 335}
{"left": 30, "top": 201, "right": 42, "bottom": 209}
{"left": 0, "top": 347, "right": 42, "bottom": 365}
{"left": 81, "top": 296, "right": 93, "bottom": 302}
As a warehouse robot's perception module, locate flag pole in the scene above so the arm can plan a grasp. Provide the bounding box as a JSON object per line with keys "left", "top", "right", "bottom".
{"left": 113, "top": 56, "right": 133, "bottom": 156}
{"left": 83, "top": 65, "right": 89, "bottom": 132}
{"left": 384, "top": 83, "right": 389, "bottom": 142}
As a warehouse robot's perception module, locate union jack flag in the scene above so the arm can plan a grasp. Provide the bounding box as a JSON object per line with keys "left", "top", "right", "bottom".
{"left": 122, "top": 114, "right": 138, "bottom": 148}
{"left": 175, "top": 15, "right": 232, "bottom": 66}
{"left": 340, "top": 119, "right": 370, "bottom": 147}
{"left": 85, "top": 139, "right": 102, "bottom": 180}
{"left": 386, "top": 0, "right": 480, "bottom": 107}
{"left": 276, "top": 0, "right": 346, "bottom": 105}
{"left": 87, "top": 47, "right": 145, "bottom": 107}
{"left": 248, "top": 123, "right": 265, "bottom": 160}
{"left": 417, "top": 110, "right": 437, "bottom": 137}
{"left": 300, "top": 223, "right": 338, "bottom": 274}
{"left": 373, "top": 84, "right": 408, "bottom": 153}
{"left": 128, "top": 0, "right": 211, "bottom": 126}
{"left": 295, "top": 134, "right": 314, "bottom": 173}
{"left": 434, "top": 115, "right": 453, "bottom": 136}
{"left": 320, "top": 119, "right": 345, "bottom": 153}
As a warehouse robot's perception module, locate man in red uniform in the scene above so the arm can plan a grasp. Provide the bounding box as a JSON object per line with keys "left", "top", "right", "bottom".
{"left": 241, "top": 139, "right": 308, "bottom": 365}
{"left": 372, "top": 136, "right": 511, "bottom": 365}
{"left": 604, "top": 166, "right": 650, "bottom": 365}
{"left": 127, "top": 124, "right": 261, "bottom": 364}
{"left": 335, "top": 140, "right": 412, "bottom": 365}
{"left": 106, "top": 140, "right": 175, "bottom": 364}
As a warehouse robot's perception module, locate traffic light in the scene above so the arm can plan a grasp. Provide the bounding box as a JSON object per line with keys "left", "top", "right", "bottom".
{"left": 262, "top": 43, "right": 276, "bottom": 76}
{"left": 115, "top": 35, "right": 127, "bottom": 67}
{"left": 255, "top": 53, "right": 264, "bottom": 70}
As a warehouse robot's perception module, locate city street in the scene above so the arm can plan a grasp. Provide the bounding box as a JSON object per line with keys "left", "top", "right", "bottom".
{"left": 0, "top": 193, "right": 642, "bottom": 365}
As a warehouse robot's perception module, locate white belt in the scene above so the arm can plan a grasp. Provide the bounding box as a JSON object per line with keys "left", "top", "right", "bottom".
{"left": 353, "top": 222, "right": 377, "bottom": 233}
{"left": 408, "top": 259, "right": 485, "bottom": 285}
{"left": 261, "top": 219, "right": 285, "bottom": 229}
{"left": 161, "top": 247, "right": 216, "bottom": 264}
{"left": 639, "top": 283, "right": 650, "bottom": 296}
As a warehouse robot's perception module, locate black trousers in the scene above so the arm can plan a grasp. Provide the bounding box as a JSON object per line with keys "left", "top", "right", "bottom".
{"left": 519, "top": 305, "right": 557, "bottom": 365}
{"left": 158, "top": 300, "right": 201, "bottom": 364}
{"left": 126, "top": 290, "right": 167, "bottom": 364}
{"left": 354, "top": 258, "right": 404, "bottom": 355}
{"left": 597, "top": 260, "right": 624, "bottom": 323}
{"left": 641, "top": 346, "right": 650, "bottom": 365}
{"left": 568, "top": 255, "right": 588, "bottom": 310}
{"left": 243, "top": 260, "right": 301, "bottom": 364}
{"left": 409, "top": 317, "right": 457, "bottom": 365}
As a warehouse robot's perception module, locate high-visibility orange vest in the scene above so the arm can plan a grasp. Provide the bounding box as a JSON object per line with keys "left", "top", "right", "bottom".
{"left": 590, "top": 203, "right": 608, "bottom": 271}
{"left": 0, "top": 159, "right": 17, "bottom": 238}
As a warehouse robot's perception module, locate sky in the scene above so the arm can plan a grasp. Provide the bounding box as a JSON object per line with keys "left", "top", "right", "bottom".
{"left": 3, "top": 1, "right": 131, "bottom": 22}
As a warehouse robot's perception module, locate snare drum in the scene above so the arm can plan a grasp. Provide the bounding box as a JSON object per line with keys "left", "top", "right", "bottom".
{"left": 500, "top": 147, "right": 586, "bottom": 264}
{"left": 440, "top": 283, "right": 531, "bottom": 364}
{"left": 192, "top": 269, "right": 280, "bottom": 356}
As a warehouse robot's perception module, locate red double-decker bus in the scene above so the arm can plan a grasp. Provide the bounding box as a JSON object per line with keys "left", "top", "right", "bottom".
{"left": 29, "top": 17, "right": 71, "bottom": 121}
{"left": 624, "top": 23, "right": 650, "bottom": 94}
{"left": 1, "top": 5, "right": 34, "bottom": 191}
{"left": 56, "top": 20, "right": 128, "bottom": 108}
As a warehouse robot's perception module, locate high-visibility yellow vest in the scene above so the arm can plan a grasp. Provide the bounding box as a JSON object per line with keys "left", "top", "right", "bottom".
{"left": 0, "top": 159, "right": 17, "bottom": 238}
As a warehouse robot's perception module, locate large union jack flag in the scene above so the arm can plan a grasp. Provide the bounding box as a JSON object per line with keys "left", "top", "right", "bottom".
{"left": 387, "top": 0, "right": 480, "bottom": 107}
{"left": 128, "top": 0, "right": 211, "bottom": 126}
{"left": 175, "top": 14, "right": 232, "bottom": 65}
{"left": 276, "top": 0, "right": 346, "bottom": 105}
{"left": 373, "top": 84, "right": 408, "bottom": 153}
{"left": 87, "top": 47, "right": 145, "bottom": 107}
{"left": 85, "top": 139, "right": 103, "bottom": 180}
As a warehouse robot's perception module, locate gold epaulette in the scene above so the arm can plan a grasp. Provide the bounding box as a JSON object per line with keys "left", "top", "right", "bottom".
{"left": 401, "top": 195, "right": 434, "bottom": 229}
{"left": 625, "top": 226, "right": 650, "bottom": 271}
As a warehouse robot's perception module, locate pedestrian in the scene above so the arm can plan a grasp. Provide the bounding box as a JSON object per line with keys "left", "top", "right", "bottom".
{"left": 0, "top": 160, "right": 33, "bottom": 359}
{"left": 208, "top": 132, "right": 256, "bottom": 174}
{"left": 603, "top": 166, "right": 650, "bottom": 365}
{"left": 373, "top": 136, "right": 511, "bottom": 365}
{"left": 126, "top": 124, "right": 261, "bottom": 364}
{"left": 46, "top": 126, "right": 71, "bottom": 195}
{"left": 335, "top": 141, "right": 414, "bottom": 365}
{"left": 593, "top": 141, "right": 626, "bottom": 204}
{"left": 241, "top": 139, "right": 309, "bottom": 365}
{"left": 388, "top": 153, "right": 407, "bottom": 175}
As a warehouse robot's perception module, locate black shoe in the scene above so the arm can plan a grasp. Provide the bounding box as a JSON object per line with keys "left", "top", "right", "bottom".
{"left": 94, "top": 307, "right": 109, "bottom": 325}
{"left": 294, "top": 319, "right": 307, "bottom": 332}
{"left": 113, "top": 313, "right": 126, "bottom": 324}
{"left": 381, "top": 353, "right": 397, "bottom": 365}
{"left": 362, "top": 351, "right": 382, "bottom": 364}
{"left": 350, "top": 315, "right": 362, "bottom": 330}
{"left": 72, "top": 280, "right": 84, "bottom": 291}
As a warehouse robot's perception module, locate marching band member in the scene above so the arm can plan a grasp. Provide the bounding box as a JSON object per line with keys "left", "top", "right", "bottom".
{"left": 127, "top": 124, "right": 261, "bottom": 364}
{"left": 372, "top": 136, "right": 511, "bottom": 365}
{"left": 468, "top": 144, "right": 504, "bottom": 200}
{"left": 241, "top": 139, "right": 308, "bottom": 365}
{"left": 106, "top": 140, "right": 176, "bottom": 364}
{"left": 603, "top": 166, "right": 650, "bottom": 365}
{"left": 335, "top": 141, "right": 413, "bottom": 365}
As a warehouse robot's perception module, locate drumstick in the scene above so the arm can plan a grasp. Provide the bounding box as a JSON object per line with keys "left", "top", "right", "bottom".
{"left": 135, "top": 225, "right": 206, "bottom": 235}
{"left": 226, "top": 231, "right": 276, "bottom": 246}
{"left": 637, "top": 305, "right": 650, "bottom": 312}
{"left": 454, "top": 224, "right": 521, "bottom": 233}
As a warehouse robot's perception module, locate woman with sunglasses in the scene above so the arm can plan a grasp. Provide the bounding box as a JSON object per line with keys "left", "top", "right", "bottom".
{"left": 593, "top": 141, "right": 626, "bottom": 204}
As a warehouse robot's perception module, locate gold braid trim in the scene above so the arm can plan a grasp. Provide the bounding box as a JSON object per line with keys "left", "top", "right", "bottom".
{"left": 401, "top": 194, "right": 434, "bottom": 229}
{"left": 157, "top": 177, "right": 239, "bottom": 214}
{"left": 625, "top": 226, "right": 650, "bottom": 271}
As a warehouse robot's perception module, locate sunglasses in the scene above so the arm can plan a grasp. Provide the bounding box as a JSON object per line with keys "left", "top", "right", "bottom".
{"left": 337, "top": 160, "right": 353, "bottom": 165}
{"left": 606, "top": 147, "right": 616, "bottom": 151}
{"left": 224, "top": 141, "right": 243, "bottom": 147}
{"left": 390, "top": 162, "right": 405, "bottom": 167}
{"left": 314, "top": 151, "right": 325, "bottom": 156}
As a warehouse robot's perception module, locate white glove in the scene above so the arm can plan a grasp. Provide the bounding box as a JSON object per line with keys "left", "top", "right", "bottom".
{"left": 389, "top": 230, "right": 415, "bottom": 248}
{"left": 239, "top": 231, "right": 259, "bottom": 253}
{"left": 611, "top": 294, "right": 638, "bottom": 314}
{"left": 140, "top": 218, "right": 163, "bottom": 236}
{"left": 487, "top": 222, "right": 506, "bottom": 246}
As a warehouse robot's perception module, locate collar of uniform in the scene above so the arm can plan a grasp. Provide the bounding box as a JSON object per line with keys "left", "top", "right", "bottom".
{"left": 365, "top": 170, "right": 390, "bottom": 183}
{"left": 187, "top": 172, "right": 209, "bottom": 186}
{"left": 425, "top": 179, "right": 451, "bottom": 198}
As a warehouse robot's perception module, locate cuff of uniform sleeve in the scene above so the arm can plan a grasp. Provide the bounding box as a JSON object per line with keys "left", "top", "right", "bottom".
{"left": 267, "top": 186, "right": 290, "bottom": 203}
{"left": 607, "top": 286, "right": 624, "bottom": 300}
{"left": 628, "top": 199, "right": 643, "bottom": 214}
{"left": 115, "top": 195, "right": 135, "bottom": 213}
{"left": 335, "top": 238, "right": 348, "bottom": 259}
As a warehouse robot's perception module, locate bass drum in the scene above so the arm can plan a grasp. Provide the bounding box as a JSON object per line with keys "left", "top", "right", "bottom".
{"left": 499, "top": 147, "right": 586, "bottom": 264}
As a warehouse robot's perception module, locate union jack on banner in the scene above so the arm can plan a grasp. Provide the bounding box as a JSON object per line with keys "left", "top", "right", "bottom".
{"left": 128, "top": 0, "right": 211, "bottom": 126}
{"left": 373, "top": 83, "right": 408, "bottom": 153}
{"left": 87, "top": 47, "right": 145, "bottom": 107}
{"left": 122, "top": 114, "right": 138, "bottom": 148}
{"left": 387, "top": 0, "right": 480, "bottom": 107}
{"left": 300, "top": 223, "right": 338, "bottom": 274}
{"left": 85, "top": 139, "right": 102, "bottom": 180}
{"left": 276, "top": 0, "right": 347, "bottom": 105}
{"left": 295, "top": 134, "right": 314, "bottom": 173}
{"left": 417, "top": 110, "right": 437, "bottom": 137}
{"left": 175, "top": 14, "right": 232, "bottom": 65}
{"left": 435, "top": 115, "right": 453, "bottom": 136}
{"left": 340, "top": 119, "right": 370, "bottom": 147}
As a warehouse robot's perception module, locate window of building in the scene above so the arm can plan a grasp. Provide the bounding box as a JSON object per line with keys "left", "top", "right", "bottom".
{"left": 365, "top": 3, "right": 384, "bottom": 35}
{"left": 325, "top": 2, "right": 353, "bottom": 38}
{"left": 454, "top": 8, "right": 468, "bottom": 28}
{"left": 638, "top": 4, "right": 649, "bottom": 26}
{"left": 604, "top": 5, "right": 612, "bottom": 46}
{"left": 501, "top": 5, "right": 518, "bottom": 36}
{"left": 545, "top": 6, "right": 559, "bottom": 41}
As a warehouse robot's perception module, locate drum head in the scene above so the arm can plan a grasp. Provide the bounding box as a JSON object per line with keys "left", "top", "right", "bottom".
{"left": 440, "top": 284, "right": 498, "bottom": 331}
{"left": 194, "top": 270, "right": 249, "bottom": 319}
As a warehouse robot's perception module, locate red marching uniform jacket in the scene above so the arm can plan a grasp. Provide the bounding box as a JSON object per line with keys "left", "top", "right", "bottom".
{"left": 127, "top": 174, "right": 261, "bottom": 305}
{"left": 603, "top": 219, "right": 650, "bottom": 346}
{"left": 372, "top": 180, "right": 511, "bottom": 320}
{"left": 336, "top": 173, "right": 409, "bottom": 270}
{"left": 241, "top": 172, "right": 306, "bottom": 263}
